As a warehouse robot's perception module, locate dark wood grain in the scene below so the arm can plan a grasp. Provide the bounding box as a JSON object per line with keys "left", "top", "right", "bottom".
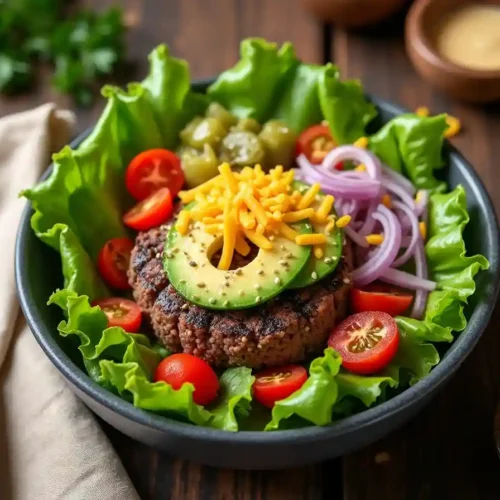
{"left": 332, "top": 19, "right": 500, "bottom": 500}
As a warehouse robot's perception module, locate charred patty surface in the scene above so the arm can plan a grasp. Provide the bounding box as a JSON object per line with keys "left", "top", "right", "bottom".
{"left": 129, "top": 226, "right": 353, "bottom": 368}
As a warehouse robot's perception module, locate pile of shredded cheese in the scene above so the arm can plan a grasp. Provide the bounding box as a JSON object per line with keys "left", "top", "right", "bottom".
{"left": 176, "top": 163, "right": 340, "bottom": 270}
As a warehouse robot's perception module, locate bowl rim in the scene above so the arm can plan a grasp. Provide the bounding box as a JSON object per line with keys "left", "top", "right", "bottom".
{"left": 15, "top": 89, "right": 500, "bottom": 445}
{"left": 406, "top": 0, "right": 500, "bottom": 79}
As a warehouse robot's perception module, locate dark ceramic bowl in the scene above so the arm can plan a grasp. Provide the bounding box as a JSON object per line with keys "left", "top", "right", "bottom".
{"left": 15, "top": 82, "right": 500, "bottom": 470}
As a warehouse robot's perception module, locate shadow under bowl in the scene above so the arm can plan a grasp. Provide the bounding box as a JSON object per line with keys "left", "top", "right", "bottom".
{"left": 15, "top": 83, "right": 500, "bottom": 469}
{"left": 405, "top": 0, "right": 500, "bottom": 103}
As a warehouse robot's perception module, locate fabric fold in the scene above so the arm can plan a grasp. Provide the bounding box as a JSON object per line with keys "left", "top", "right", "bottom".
{"left": 0, "top": 104, "right": 139, "bottom": 500}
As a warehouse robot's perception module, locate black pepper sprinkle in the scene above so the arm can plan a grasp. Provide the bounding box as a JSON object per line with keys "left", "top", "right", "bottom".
{"left": 189, "top": 261, "right": 197, "bottom": 267}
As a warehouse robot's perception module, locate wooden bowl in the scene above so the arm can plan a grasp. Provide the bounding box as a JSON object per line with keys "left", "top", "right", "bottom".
{"left": 301, "top": 0, "right": 405, "bottom": 28}
{"left": 405, "top": 0, "right": 500, "bottom": 103}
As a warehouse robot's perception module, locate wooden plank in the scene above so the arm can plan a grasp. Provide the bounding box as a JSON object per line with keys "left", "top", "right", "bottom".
{"left": 331, "top": 20, "right": 500, "bottom": 500}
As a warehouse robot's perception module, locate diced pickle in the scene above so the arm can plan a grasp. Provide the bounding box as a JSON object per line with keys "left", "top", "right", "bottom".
{"left": 220, "top": 131, "right": 265, "bottom": 167}
{"left": 205, "top": 102, "right": 238, "bottom": 129}
{"left": 180, "top": 144, "right": 220, "bottom": 188}
{"left": 180, "top": 117, "right": 227, "bottom": 149}
{"left": 259, "top": 120, "right": 297, "bottom": 169}
{"left": 232, "top": 117, "right": 262, "bottom": 134}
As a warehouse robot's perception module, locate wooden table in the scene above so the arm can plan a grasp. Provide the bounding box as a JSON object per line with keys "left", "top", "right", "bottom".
{"left": 3, "top": 1, "right": 500, "bottom": 498}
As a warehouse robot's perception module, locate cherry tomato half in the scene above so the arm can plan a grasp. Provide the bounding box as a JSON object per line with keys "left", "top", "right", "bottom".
{"left": 351, "top": 283, "right": 413, "bottom": 316}
{"left": 125, "top": 149, "right": 184, "bottom": 201}
{"left": 97, "top": 237, "right": 134, "bottom": 290}
{"left": 93, "top": 298, "right": 142, "bottom": 333}
{"left": 296, "top": 123, "right": 340, "bottom": 166}
{"left": 253, "top": 364, "right": 308, "bottom": 408}
{"left": 154, "top": 353, "right": 220, "bottom": 406}
{"left": 123, "top": 187, "right": 173, "bottom": 231}
{"left": 328, "top": 311, "right": 399, "bottom": 375}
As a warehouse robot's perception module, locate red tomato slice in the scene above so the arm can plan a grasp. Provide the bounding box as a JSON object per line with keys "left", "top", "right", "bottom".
{"left": 328, "top": 311, "right": 399, "bottom": 375}
{"left": 253, "top": 365, "right": 308, "bottom": 408}
{"left": 123, "top": 187, "right": 173, "bottom": 231}
{"left": 154, "top": 353, "right": 220, "bottom": 406}
{"left": 351, "top": 283, "right": 413, "bottom": 316}
{"left": 125, "top": 149, "right": 184, "bottom": 201}
{"left": 93, "top": 298, "right": 142, "bottom": 333}
{"left": 296, "top": 124, "right": 336, "bottom": 164}
{"left": 97, "top": 237, "right": 134, "bottom": 290}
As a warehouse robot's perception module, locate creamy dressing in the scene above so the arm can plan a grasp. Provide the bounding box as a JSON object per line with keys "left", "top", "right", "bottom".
{"left": 436, "top": 5, "right": 500, "bottom": 71}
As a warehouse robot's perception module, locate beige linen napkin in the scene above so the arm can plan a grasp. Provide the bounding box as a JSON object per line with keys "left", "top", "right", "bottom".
{"left": 0, "top": 104, "right": 140, "bottom": 500}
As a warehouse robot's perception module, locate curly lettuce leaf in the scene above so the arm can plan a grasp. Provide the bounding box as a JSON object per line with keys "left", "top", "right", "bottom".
{"left": 318, "top": 64, "right": 377, "bottom": 144}
{"left": 265, "top": 349, "right": 399, "bottom": 430}
{"left": 208, "top": 40, "right": 375, "bottom": 140}
{"left": 50, "top": 289, "right": 255, "bottom": 430}
{"left": 43, "top": 225, "right": 109, "bottom": 302}
{"left": 271, "top": 63, "right": 324, "bottom": 133}
{"left": 265, "top": 348, "right": 342, "bottom": 430}
{"left": 100, "top": 361, "right": 212, "bottom": 425}
{"left": 22, "top": 44, "right": 206, "bottom": 297}
{"left": 427, "top": 185, "right": 489, "bottom": 299}
{"left": 208, "top": 38, "right": 298, "bottom": 122}
{"left": 369, "top": 113, "right": 448, "bottom": 192}
{"left": 208, "top": 367, "right": 255, "bottom": 431}
{"left": 142, "top": 44, "right": 208, "bottom": 148}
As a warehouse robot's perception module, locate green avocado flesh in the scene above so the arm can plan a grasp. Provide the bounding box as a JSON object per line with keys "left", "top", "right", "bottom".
{"left": 164, "top": 217, "right": 312, "bottom": 310}
{"left": 288, "top": 181, "right": 344, "bottom": 289}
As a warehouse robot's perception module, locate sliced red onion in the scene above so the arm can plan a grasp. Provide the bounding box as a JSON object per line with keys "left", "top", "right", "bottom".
{"left": 415, "top": 189, "right": 429, "bottom": 229}
{"left": 384, "top": 178, "right": 417, "bottom": 211}
{"left": 401, "top": 236, "right": 412, "bottom": 247}
{"left": 381, "top": 164, "right": 416, "bottom": 195}
{"left": 411, "top": 240, "right": 430, "bottom": 319}
{"left": 337, "top": 171, "right": 369, "bottom": 180}
{"left": 322, "top": 145, "right": 382, "bottom": 180}
{"left": 392, "top": 200, "right": 419, "bottom": 268}
{"left": 380, "top": 267, "right": 436, "bottom": 292}
{"left": 351, "top": 205, "right": 402, "bottom": 286}
{"left": 297, "top": 154, "right": 381, "bottom": 200}
{"left": 414, "top": 190, "right": 428, "bottom": 217}
{"left": 358, "top": 198, "right": 380, "bottom": 235}
{"left": 345, "top": 226, "right": 369, "bottom": 248}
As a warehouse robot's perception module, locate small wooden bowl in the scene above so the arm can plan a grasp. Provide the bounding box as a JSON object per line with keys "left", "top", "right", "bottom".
{"left": 301, "top": 0, "right": 405, "bottom": 28}
{"left": 405, "top": 0, "right": 500, "bottom": 103}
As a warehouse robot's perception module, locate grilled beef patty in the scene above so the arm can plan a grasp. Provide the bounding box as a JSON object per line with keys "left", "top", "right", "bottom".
{"left": 128, "top": 226, "right": 353, "bottom": 368}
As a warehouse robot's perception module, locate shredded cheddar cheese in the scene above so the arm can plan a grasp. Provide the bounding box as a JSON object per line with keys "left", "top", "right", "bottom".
{"left": 366, "top": 234, "right": 384, "bottom": 246}
{"left": 315, "top": 195, "right": 335, "bottom": 222}
{"left": 176, "top": 163, "right": 341, "bottom": 263}
{"left": 419, "top": 221, "right": 427, "bottom": 240}
{"left": 353, "top": 136, "right": 368, "bottom": 149}
{"left": 297, "top": 183, "right": 321, "bottom": 210}
{"left": 415, "top": 106, "right": 430, "bottom": 117}
{"left": 313, "top": 246, "right": 324, "bottom": 259}
{"left": 382, "top": 194, "right": 392, "bottom": 209}
{"left": 444, "top": 115, "right": 461, "bottom": 138}
{"left": 325, "top": 218, "right": 336, "bottom": 235}
{"left": 176, "top": 211, "right": 191, "bottom": 235}
{"left": 336, "top": 215, "right": 351, "bottom": 228}
{"left": 295, "top": 233, "right": 328, "bottom": 246}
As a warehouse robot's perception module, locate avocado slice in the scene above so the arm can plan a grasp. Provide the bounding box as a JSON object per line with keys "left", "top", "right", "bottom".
{"left": 288, "top": 181, "right": 344, "bottom": 289}
{"left": 164, "top": 216, "right": 312, "bottom": 310}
